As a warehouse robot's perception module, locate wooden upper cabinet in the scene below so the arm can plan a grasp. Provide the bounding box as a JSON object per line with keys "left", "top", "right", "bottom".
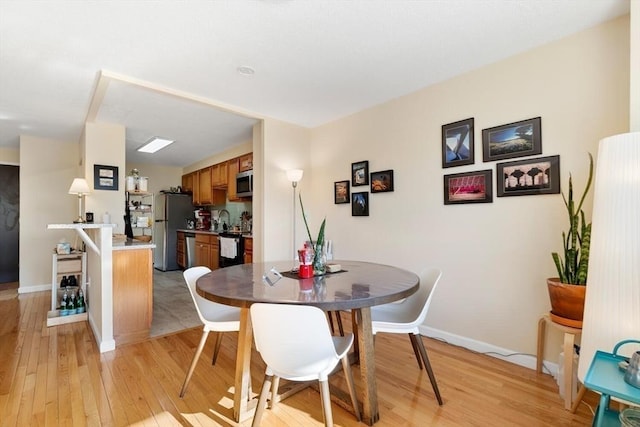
{"left": 239, "top": 153, "right": 253, "bottom": 172}
{"left": 181, "top": 173, "right": 194, "bottom": 193}
{"left": 227, "top": 157, "right": 241, "bottom": 201}
{"left": 212, "top": 161, "right": 228, "bottom": 189}
{"left": 197, "top": 167, "right": 213, "bottom": 205}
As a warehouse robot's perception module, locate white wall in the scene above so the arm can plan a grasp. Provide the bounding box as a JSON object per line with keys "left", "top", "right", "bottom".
{"left": 19, "top": 136, "right": 79, "bottom": 291}
{"left": 307, "top": 16, "right": 629, "bottom": 362}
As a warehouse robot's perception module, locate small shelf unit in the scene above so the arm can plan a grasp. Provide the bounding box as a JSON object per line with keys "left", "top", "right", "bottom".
{"left": 127, "top": 191, "right": 154, "bottom": 241}
{"left": 47, "top": 252, "right": 88, "bottom": 327}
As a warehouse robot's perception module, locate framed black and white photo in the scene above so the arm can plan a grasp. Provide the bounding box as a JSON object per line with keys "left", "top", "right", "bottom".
{"left": 351, "top": 161, "right": 369, "bottom": 186}
{"left": 442, "top": 118, "right": 474, "bottom": 168}
{"left": 496, "top": 155, "right": 560, "bottom": 197}
{"left": 351, "top": 192, "right": 369, "bottom": 216}
{"left": 443, "top": 170, "right": 493, "bottom": 205}
{"left": 482, "top": 117, "right": 542, "bottom": 162}
{"left": 94, "top": 164, "right": 119, "bottom": 191}
{"left": 334, "top": 180, "right": 350, "bottom": 204}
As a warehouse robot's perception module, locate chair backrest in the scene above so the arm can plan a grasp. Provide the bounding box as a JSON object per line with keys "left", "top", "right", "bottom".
{"left": 183, "top": 266, "right": 213, "bottom": 325}
{"left": 411, "top": 268, "right": 442, "bottom": 324}
{"left": 250, "top": 303, "right": 339, "bottom": 378}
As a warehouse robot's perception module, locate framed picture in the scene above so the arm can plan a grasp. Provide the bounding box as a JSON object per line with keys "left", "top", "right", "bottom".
{"left": 442, "top": 118, "right": 474, "bottom": 168}
{"left": 497, "top": 155, "right": 560, "bottom": 197}
{"left": 94, "top": 164, "right": 119, "bottom": 191}
{"left": 482, "top": 116, "right": 542, "bottom": 162}
{"left": 351, "top": 192, "right": 369, "bottom": 216}
{"left": 351, "top": 161, "right": 369, "bottom": 186}
{"left": 443, "top": 169, "right": 493, "bottom": 205}
{"left": 334, "top": 180, "right": 350, "bottom": 204}
{"left": 370, "top": 169, "right": 394, "bottom": 193}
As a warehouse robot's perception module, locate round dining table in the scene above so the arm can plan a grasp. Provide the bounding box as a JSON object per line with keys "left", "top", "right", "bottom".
{"left": 196, "top": 260, "right": 419, "bottom": 425}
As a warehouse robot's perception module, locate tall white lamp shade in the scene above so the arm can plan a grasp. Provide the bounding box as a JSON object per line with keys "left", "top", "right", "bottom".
{"left": 577, "top": 132, "right": 640, "bottom": 382}
{"left": 286, "top": 169, "right": 304, "bottom": 265}
{"left": 68, "top": 178, "right": 91, "bottom": 223}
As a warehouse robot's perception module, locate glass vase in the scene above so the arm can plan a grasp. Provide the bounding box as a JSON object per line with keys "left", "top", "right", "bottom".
{"left": 313, "top": 245, "right": 326, "bottom": 276}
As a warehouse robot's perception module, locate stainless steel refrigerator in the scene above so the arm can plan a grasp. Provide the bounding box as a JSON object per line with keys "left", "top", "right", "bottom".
{"left": 153, "top": 192, "right": 194, "bottom": 271}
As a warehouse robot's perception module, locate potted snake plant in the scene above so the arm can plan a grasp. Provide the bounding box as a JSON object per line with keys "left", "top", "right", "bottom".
{"left": 547, "top": 153, "right": 593, "bottom": 327}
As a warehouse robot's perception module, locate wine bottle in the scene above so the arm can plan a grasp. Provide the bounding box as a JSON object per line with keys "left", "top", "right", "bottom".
{"left": 76, "top": 289, "right": 85, "bottom": 313}
{"left": 60, "top": 275, "right": 68, "bottom": 288}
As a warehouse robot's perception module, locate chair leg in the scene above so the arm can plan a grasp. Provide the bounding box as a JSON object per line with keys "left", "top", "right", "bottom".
{"left": 414, "top": 333, "right": 443, "bottom": 405}
{"left": 252, "top": 373, "right": 273, "bottom": 427}
{"left": 319, "top": 379, "right": 334, "bottom": 427}
{"left": 335, "top": 311, "right": 344, "bottom": 336}
{"left": 409, "top": 333, "right": 424, "bottom": 370}
{"left": 351, "top": 310, "right": 359, "bottom": 362}
{"left": 328, "top": 312, "right": 336, "bottom": 334}
{"left": 269, "top": 376, "right": 281, "bottom": 409}
{"left": 180, "top": 329, "right": 210, "bottom": 398}
{"left": 341, "top": 355, "right": 362, "bottom": 421}
{"left": 212, "top": 332, "right": 223, "bottom": 365}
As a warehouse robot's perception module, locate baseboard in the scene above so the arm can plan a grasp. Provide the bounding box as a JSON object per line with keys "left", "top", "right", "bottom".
{"left": 18, "top": 283, "right": 51, "bottom": 294}
{"left": 420, "top": 325, "right": 559, "bottom": 376}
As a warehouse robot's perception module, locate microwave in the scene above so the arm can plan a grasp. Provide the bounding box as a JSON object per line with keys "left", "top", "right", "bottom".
{"left": 236, "top": 170, "right": 253, "bottom": 198}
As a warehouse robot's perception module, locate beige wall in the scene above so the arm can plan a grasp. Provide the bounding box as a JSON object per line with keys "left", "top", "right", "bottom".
{"left": 125, "top": 162, "right": 183, "bottom": 194}
{"left": 183, "top": 140, "right": 253, "bottom": 174}
{"left": 19, "top": 135, "right": 79, "bottom": 291}
{"left": 307, "top": 16, "right": 629, "bottom": 363}
{"left": 0, "top": 147, "right": 19, "bottom": 164}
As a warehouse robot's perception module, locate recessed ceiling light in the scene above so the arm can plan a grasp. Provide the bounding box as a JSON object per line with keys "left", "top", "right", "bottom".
{"left": 237, "top": 65, "right": 255, "bottom": 76}
{"left": 137, "top": 137, "right": 175, "bottom": 153}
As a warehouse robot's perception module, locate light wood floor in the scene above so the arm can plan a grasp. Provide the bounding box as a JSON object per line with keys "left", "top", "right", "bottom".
{"left": 0, "top": 289, "right": 600, "bottom": 426}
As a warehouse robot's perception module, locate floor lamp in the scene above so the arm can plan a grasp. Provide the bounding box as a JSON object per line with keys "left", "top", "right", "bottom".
{"left": 286, "top": 169, "right": 304, "bottom": 269}
{"left": 577, "top": 132, "right": 640, "bottom": 385}
{"left": 68, "top": 178, "right": 91, "bottom": 223}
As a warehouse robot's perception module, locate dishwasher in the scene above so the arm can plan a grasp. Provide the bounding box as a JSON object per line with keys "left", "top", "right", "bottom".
{"left": 185, "top": 233, "right": 196, "bottom": 269}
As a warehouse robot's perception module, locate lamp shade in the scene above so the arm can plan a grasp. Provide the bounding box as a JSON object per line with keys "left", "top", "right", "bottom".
{"left": 286, "top": 169, "right": 304, "bottom": 183}
{"left": 68, "top": 178, "right": 91, "bottom": 195}
{"left": 577, "top": 132, "right": 640, "bottom": 381}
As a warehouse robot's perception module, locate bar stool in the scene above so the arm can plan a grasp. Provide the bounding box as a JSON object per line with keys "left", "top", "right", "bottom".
{"left": 536, "top": 313, "right": 582, "bottom": 410}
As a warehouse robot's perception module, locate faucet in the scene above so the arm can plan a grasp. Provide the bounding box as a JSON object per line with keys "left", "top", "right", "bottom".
{"left": 218, "top": 209, "right": 230, "bottom": 230}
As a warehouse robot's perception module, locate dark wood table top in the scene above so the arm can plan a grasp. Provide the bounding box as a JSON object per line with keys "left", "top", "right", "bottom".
{"left": 196, "top": 260, "right": 419, "bottom": 311}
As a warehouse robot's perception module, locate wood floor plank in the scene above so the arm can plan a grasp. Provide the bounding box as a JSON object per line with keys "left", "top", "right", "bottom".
{"left": 0, "top": 289, "right": 602, "bottom": 426}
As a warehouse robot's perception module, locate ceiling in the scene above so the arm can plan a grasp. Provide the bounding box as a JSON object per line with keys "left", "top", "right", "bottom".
{"left": 0, "top": 0, "right": 630, "bottom": 168}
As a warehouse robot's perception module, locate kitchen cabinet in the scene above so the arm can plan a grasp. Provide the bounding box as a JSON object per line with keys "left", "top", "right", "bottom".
{"left": 127, "top": 191, "right": 154, "bottom": 242}
{"left": 47, "top": 252, "right": 88, "bottom": 327}
{"left": 197, "top": 167, "right": 212, "bottom": 205}
{"left": 239, "top": 153, "right": 253, "bottom": 172}
{"left": 227, "top": 157, "right": 241, "bottom": 201}
{"left": 177, "top": 231, "right": 186, "bottom": 269}
{"left": 194, "top": 167, "right": 226, "bottom": 206}
{"left": 113, "top": 247, "right": 153, "bottom": 345}
{"left": 195, "top": 233, "right": 219, "bottom": 270}
{"left": 212, "top": 161, "right": 228, "bottom": 189}
{"left": 243, "top": 237, "right": 253, "bottom": 264}
{"left": 181, "top": 172, "right": 194, "bottom": 193}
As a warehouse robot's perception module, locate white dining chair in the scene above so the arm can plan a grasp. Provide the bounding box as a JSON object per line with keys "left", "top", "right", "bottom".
{"left": 179, "top": 266, "right": 241, "bottom": 398}
{"left": 250, "top": 303, "right": 361, "bottom": 427}
{"left": 370, "top": 267, "right": 444, "bottom": 405}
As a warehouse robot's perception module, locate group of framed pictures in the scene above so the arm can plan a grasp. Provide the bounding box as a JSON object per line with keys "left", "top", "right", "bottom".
{"left": 441, "top": 116, "right": 560, "bottom": 205}
{"left": 334, "top": 161, "right": 395, "bottom": 216}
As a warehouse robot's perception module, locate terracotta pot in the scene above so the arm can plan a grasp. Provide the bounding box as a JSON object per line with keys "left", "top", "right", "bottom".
{"left": 546, "top": 278, "right": 586, "bottom": 328}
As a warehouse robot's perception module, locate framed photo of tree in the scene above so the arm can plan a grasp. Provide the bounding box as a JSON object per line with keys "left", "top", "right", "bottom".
{"left": 496, "top": 155, "right": 560, "bottom": 197}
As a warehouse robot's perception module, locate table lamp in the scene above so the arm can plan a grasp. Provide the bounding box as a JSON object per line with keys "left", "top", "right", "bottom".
{"left": 577, "top": 132, "right": 640, "bottom": 383}
{"left": 286, "top": 169, "right": 304, "bottom": 267}
{"left": 68, "top": 178, "right": 91, "bottom": 223}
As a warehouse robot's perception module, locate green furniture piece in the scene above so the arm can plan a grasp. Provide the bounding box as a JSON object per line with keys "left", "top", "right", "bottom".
{"left": 584, "top": 340, "right": 640, "bottom": 426}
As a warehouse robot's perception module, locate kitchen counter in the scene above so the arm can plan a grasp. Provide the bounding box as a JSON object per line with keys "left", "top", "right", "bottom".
{"left": 112, "top": 239, "right": 156, "bottom": 250}
{"left": 177, "top": 228, "right": 252, "bottom": 238}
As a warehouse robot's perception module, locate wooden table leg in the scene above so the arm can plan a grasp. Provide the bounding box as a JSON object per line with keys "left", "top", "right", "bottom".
{"left": 562, "top": 331, "right": 575, "bottom": 410}
{"left": 234, "top": 307, "right": 254, "bottom": 422}
{"left": 357, "top": 307, "right": 379, "bottom": 425}
{"left": 536, "top": 315, "right": 546, "bottom": 373}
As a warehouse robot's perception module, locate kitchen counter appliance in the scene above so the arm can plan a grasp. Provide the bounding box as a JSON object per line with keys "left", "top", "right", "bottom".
{"left": 218, "top": 232, "right": 244, "bottom": 268}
